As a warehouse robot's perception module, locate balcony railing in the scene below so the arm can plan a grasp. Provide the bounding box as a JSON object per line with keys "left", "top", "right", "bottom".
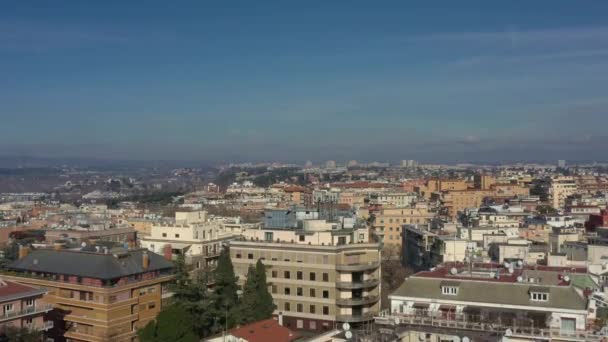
{"left": 336, "top": 295, "right": 379, "bottom": 306}
{"left": 375, "top": 311, "right": 607, "bottom": 342}
{"left": 336, "top": 279, "right": 380, "bottom": 289}
{"left": 336, "top": 261, "right": 380, "bottom": 271}
{"left": 0, "top": 304, "right": 53, "bottom": 322}
{"left": 336, "top": 312, "right": 376, "bottom": 323}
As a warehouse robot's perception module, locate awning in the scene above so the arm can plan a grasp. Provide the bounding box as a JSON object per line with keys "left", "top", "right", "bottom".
{"left": 439, "top": 305, "right": 457, "bottom": 311}
{"left": 165, "top": 243, "right": 192, "bottom": 250}
{"left": 413, "top": 303, "right": 430, "bottom": 309}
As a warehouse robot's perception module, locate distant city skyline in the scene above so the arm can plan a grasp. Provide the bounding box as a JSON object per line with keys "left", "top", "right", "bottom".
{"left": 1, "top": 1, "right": 607, "bottom": 162}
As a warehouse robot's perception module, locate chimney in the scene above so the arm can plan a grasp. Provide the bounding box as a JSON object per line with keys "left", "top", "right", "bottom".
{"left": 278, "top": 312, "right": 283, "bottom": 326}
{"left": 142, "top": 251, "right": 150, "bottom": 269}
{"left": 18, "top": 245, "right": 29, "bottom": 259}
{"left": 163, "top": 244, "right": 172, "bottom": 261}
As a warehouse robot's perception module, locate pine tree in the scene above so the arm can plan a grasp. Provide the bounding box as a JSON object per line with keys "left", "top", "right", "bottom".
{"left": 170, "top": 254, "right": 192, "bottom": 302}
{"left": 211, "top": 248, "right": 239, "bottom": 331}
{"left": 138, "top": 305, "right": 198, "bottom": 342}
{"left": 238, "top": 265, "right": 259, "bottom": 324}
{"left": 254, "top": 259, "right": 275, "bottom": 320}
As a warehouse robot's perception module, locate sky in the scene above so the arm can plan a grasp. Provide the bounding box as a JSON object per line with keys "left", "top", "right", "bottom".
{"left": 1, "top": 1, "right": 607, "bottom": 164}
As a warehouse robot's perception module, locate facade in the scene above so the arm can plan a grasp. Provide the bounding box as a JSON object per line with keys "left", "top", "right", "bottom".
{"left": 229, "top": 224, "right": 381, "bottom": 332}
{"left": 4, "top": 248, "right": 174, "bottom": 342}
{"left": 44, "top": 227, "right": 137, "bottom": 245}
{"left": 550, "top": 176, "right": 577, "bottom": 209}
{"left": 402, "top": 226, "right": 468, "bottom": 271}
{"left": 368, "top": 192, "right": 417, "bottom": 208}
{"left": 0, "top": 279, "right": 52, "bottom": 333}
{"left": 372, "top": 205, "right": 435, "bottom": 246}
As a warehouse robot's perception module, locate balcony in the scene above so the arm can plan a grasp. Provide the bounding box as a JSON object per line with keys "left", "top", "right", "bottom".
{"left": 336, "top": 295, "right": 379, "bottom": 306}
{"left": 336, "top": 261, "right": 380, "bottom": 272}
{"left": 336, "top": 279, "right": 380, "bottom": 289}
{"left": 336, "top": 312, "right": 376, "bottom": 323}
{"left": 0, "top": 304, "right": 53, "bottom": 322}
{"left": 43, "top": 320, "right": 54, "bottom": 330}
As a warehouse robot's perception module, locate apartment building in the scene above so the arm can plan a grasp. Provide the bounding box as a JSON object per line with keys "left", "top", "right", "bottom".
{"left": 372, "top": 205, "right": 435, "bottom": 246}
{"left": 4, "top": 248, "right": 174, "bottom": 342}
{"left": 551, "top": 176, "right": 577, "bottom": 209}
{"left": 229, "top": 222, "right": 381, "bottom": 332}
{"left": 377, "top": 263, "right": 596, "bottom": 341}
{"left": 141, "top": 211, "right": 237, "bottom": 271}
{"left": 402, "top": 225, "right": 468, "bottom": 271}
{"left": 441, "top": 190, "right": 493, "bottom": 221}
{"left": 368, "top": 192, "right": 417, "bottom": 208}
{"left": 0, "top": 279, "right": 53, "bottom": 333}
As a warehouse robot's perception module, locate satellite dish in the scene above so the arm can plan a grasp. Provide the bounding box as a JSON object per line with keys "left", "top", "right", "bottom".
{"left": 345, "top": 331, "right": 353, "bottom": 340}
{"left": 517, "top": 276, "right": 523, "bottom": 282}
{"left": 462, "top": 337, "right": 470, "bottom": 342}
{"left": 342, "top": 323, "right": 351, "bottom": 331}
{"left": 564, "top": 275, "right": 570, "bottom": 282}
{"left": 504, "top": 262, "right": 511, "bottom": 268}
{"left": 453, "top": 337, "right": 461, "bottom": 342}
{"left": 505, "top": 328, "right": 513, "bottom": 336}
{"left": 516, "top": 260, "right": 523, "bottom": 267}
{"left": 450, "top": 267, "right": 458, "bottom": 275}
{"left": 81, "top": 242, "right": 87, "bottom": 248}
{"left": 508, "top": 267, "right": 514, "bottom": 274}
{"left": 394, "top": 317, "right": 400, "bottom": 325}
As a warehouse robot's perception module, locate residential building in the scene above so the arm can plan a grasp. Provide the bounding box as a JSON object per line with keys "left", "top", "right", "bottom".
{"left": 377, "top": 263, "right": 597, "bottom": 341}
{"left": 141, "top": 211, "right": 237, "bottom": 271}
{"left": 4, "top": 248, "right": 174, "bottom": 342}
{"left": 0, "top": 279, "right": 53, "bottom": 333}
{"left": 372, "top": 205, "right": 435, "bottom": 246}
{"left": 229, "top": 222, "right": 381, "bottom": 332}
{"left": 550, "top": 176, "right": 577, "bottom": 209}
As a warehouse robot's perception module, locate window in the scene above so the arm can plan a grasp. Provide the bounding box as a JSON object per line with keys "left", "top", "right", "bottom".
{"left": 148, "top": 302, "right": 156, "bottom": 309}
{"left": 323, "top": 290, "right": 329, "bottom": 298}
{"left": 530, "top": 292, "right": 548, "bottom": 301}
{"left": 247, "top": 253, "right": 254, "bottom": 260}
{"left": 322, "top": 273, "right": 329, "bottom": 282}
{"left": 3, "top": 304, "right": 14, "bottom": 312}
{"left": 175, "top": 234, "right": 180, "bottom": 238}
{"left": 310, "top": 289, "right": 316, "bottom": 297}
{"left": 272, "top": 285, "right": 277, "bottom": 294}
{"left": 310, "top": 272, "right": 316, "bottom": 281}
{"left": 297, "top": 319, "right": 303, "bottom": 329}
{"left": 297, "top": 304, "right": 303, "bottom": 312}
{"left": 284, "top": 287, "right": 291, "bottom": 295}
{"left": 271, "top": 270, "right": 277, "bottom": 278}
{"left": 299, "top": 235, "right": 305, "bottom": 242}
{"left": 25, "top": 318, "right": 33, "bottom": 325}
{"left": 25, "top": 299, "right": 35, "bottom": 307}
{"left": 441, "top": 286, "right": 458, "bottom": 295}
{"left": 309, "top": 305, "right": 316, "bottom": 314}
{"left": 148, "top": 287, "right": 156, "bottom": 294}
{"left": 323, "top": 306, "right": 329, "bottom": 315}
{"left": 265, "top": 232, "right": 273, "bottom": 242}
{"left": 297, "top": 271, "right": 303, "bottom": 280}
{"left": 284, "top": 302, "right": 290, "bottom": 311}
{"left": 309, "top": 321, "right": 317, "bottom": 330}
{"left": 162, "top": 233, "right": 167, "bottom": 237}
{"left": 236, "top": 252, "right": 242, "bottom": 259}
{"left": 284, "top": 271, "right": 290, "bottom": 279}
{"left": 297, "top": 287, "right": 303, "bottom": 296}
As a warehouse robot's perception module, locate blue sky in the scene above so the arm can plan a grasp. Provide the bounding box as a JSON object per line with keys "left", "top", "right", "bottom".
{"left": 1, "top": 1, "right": 607, "bottom": 163}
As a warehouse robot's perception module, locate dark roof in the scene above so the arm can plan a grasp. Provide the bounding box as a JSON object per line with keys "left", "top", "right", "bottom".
{"left": 8, "top": 249, "right": 173, "bottom": 280}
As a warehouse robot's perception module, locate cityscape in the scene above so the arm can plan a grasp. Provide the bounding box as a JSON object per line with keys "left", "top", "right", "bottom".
{"left": 2, "top": 1, "right": 608, "bottom": 342}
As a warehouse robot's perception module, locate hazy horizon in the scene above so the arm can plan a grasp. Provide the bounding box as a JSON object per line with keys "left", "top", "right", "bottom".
{"left": 2, "top": 1, "right": 607, "bottom": 162}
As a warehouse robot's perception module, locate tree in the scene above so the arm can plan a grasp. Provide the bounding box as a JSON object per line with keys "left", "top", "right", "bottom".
{"left": 0, "top": 326, "right": 41, "bottom": 342}
{"left": 211, "top": 248, "right": 239, "bottom": 331}
{"left": 170, "top": 254, "right": 192, "bottom": 302}
{"left": 138, "top": 305, "right": 198, "bottom": 342}
{"left": 239, "top": 260, "right": 275, "bottom": 324}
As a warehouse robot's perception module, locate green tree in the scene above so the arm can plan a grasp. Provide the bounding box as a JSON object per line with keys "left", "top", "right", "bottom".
{"left": 254, "top": 259, "right": 275, "bottom": 319}
{"left": 238, "top": 260, "right": 275, "bottom": 324}
{"left": 170, "top": 254, "right": 191, "bottom": 302}
{"left": 0, "top": 326, "right": 42, "bottom": 342}
{"left": 138, "top": 305, "right": 198, "bottom": 342}
{"left": 211, "top": 249, "right": 239, "bottom": 331}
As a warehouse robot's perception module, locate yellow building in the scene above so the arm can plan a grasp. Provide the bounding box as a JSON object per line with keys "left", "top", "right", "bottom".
{"left": 372, "top": 205, "right": 436, "bottom": 246}
{"left": 5, "top": 248, "right": 174, "bottom": 342}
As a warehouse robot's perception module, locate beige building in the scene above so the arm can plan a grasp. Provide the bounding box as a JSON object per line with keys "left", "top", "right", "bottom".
{"left": 551, "top": 176, "right": 577, "bottom": 209}
{"left": 230, "top": 223, "right": 381, "bottom": 332}
{"left": 141, "top": 211, "right": 239, "bottom": 271}
{"left": 372, "top": 205, "right": 435, "bottom": 246}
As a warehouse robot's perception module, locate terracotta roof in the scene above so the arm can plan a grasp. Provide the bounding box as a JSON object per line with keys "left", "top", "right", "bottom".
{"left": 0, "top": 279, "right": 46, "bottom": 302}
{"left": 228, "top": 319, "right": 298, "bottom": 342}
